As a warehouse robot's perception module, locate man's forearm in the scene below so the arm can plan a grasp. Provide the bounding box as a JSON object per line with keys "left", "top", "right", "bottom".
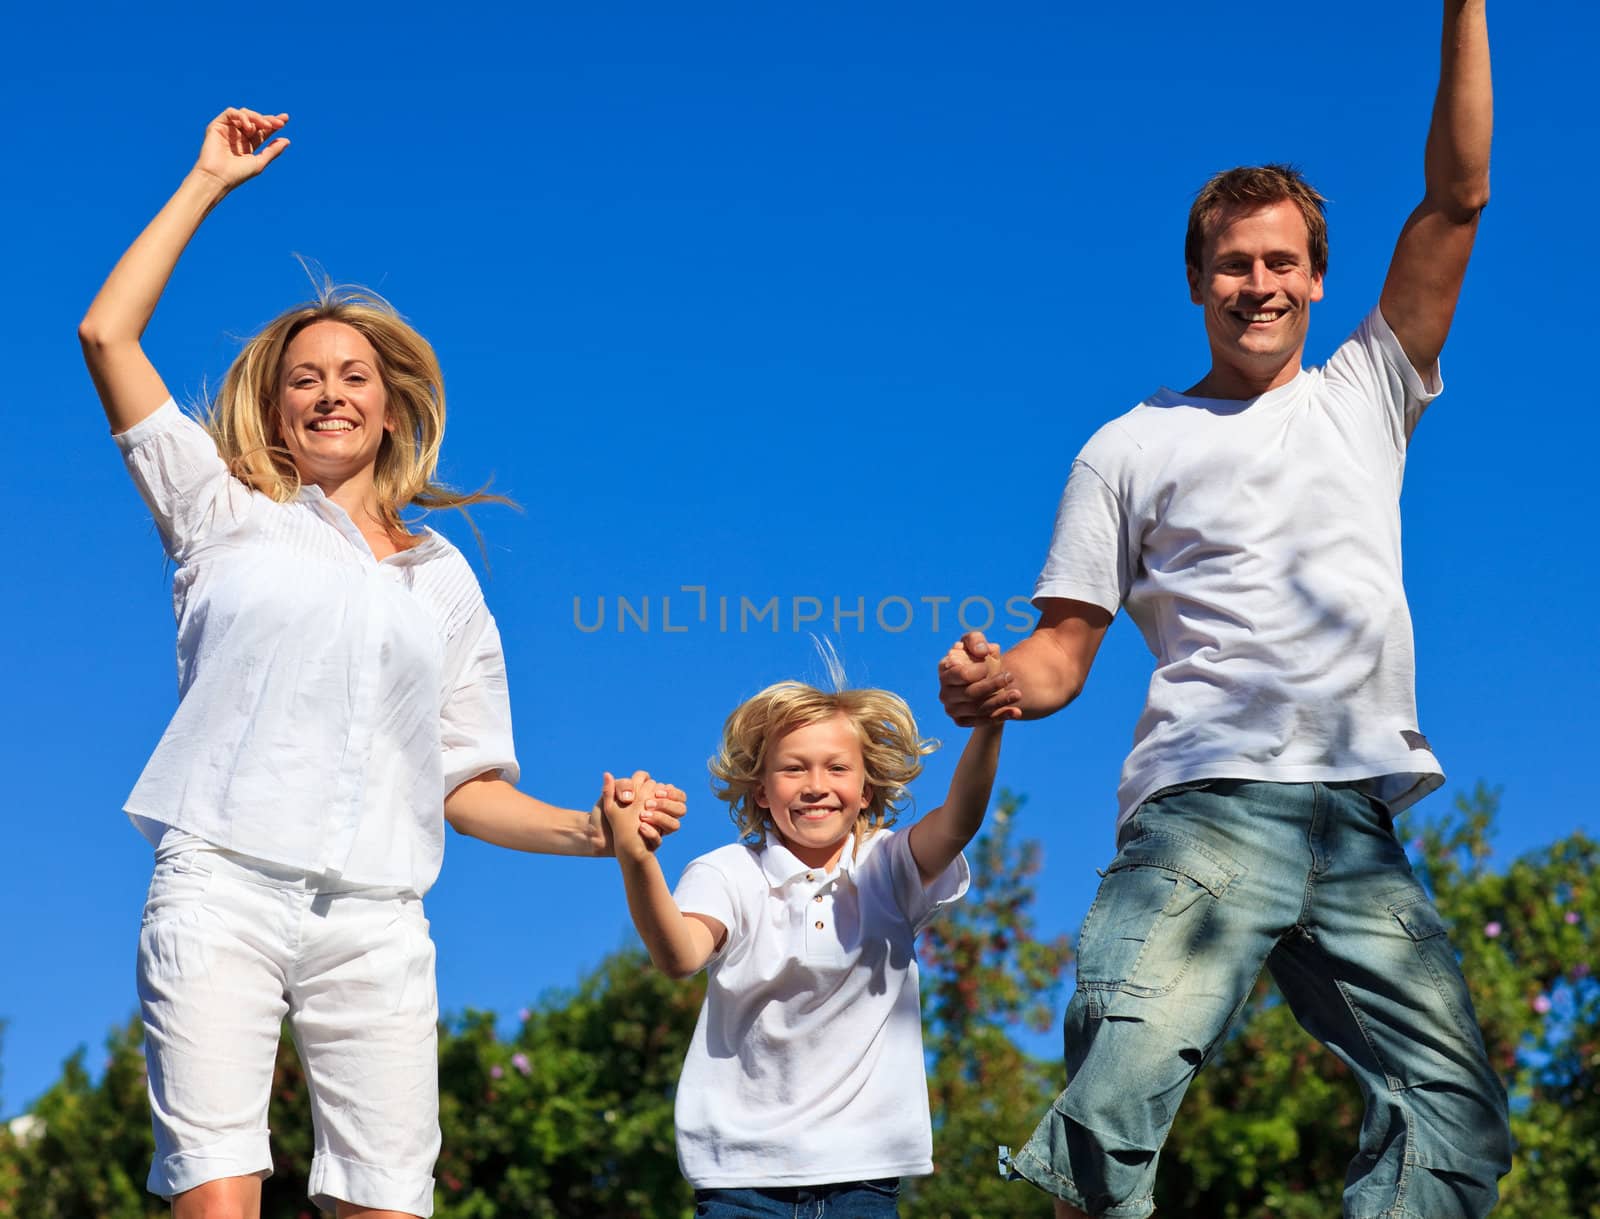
{"left": 1008, "top": 630, "right": 1090, "bottom": 719}
{"left": 1426, "top": 0, "right": 1492, "bottom": 217}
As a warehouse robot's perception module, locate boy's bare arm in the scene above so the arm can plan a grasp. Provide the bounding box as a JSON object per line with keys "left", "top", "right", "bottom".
{"left": 604, "top": 775, "right": 725, "bottom": 977}
{"left": 907, "top": 719, "right": 1005, "bottom": 886}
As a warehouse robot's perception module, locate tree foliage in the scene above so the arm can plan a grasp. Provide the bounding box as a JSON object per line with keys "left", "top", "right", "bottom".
{"left": 906, "top": 790, "right": 1073, "bottom": 1218}
{"left": 1156, "top": 784, "right": 1600, "bottom": 1219}
{"left": 2, "top": 789, "right": 1594, "bottom": 1217}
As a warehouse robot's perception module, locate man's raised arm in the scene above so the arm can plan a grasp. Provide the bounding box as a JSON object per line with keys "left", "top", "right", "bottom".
{"left": 1380, "top": 0, "right": 1492, "bottom": 375}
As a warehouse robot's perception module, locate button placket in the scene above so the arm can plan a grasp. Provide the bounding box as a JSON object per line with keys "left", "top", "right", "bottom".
{"left": 803, "top": 876, "right": 841, "bottom": 954}
{"left": 319, "top": 565, "right": 386, "bottom": 877}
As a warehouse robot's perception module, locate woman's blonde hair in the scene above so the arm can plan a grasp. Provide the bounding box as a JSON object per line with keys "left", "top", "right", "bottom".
{"left": 203, "top": 282, "right": 507, "bottom": 537}
{"left": 710, "top": 680, "right": 937, "bottom": 845}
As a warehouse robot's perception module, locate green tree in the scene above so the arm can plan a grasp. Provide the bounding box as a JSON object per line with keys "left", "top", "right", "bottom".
{"left": 1414, "top": 785, "right": 1599, "bottom": 1218}
{"left": 906, "top": 790, "right": 1075, "bottom": 1219}
{"left": 1155, "top": 785, "right": 1600, "bottom": 1219}
{"left": 432, "top": 951, "right": 704, "bottom": 1219}
{"left": 8, "top": 789, "right": 1592, "bottom": 1217}
{"left": 0, "top": 1016, "right": 153, "bottom": 1219}
{"left": 0, "top": 1017, "right": 318, "bottom": 1219}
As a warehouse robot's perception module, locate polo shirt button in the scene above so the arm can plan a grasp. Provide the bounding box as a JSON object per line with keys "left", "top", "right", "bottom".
{"left": 814, "top": 895, "right": 823, "bottom": 903}
{"left": 814, "top": 920, "right": 824, "bottom": 930}
{"left": 806, "top": 872, "right": 815, "bottom": 881}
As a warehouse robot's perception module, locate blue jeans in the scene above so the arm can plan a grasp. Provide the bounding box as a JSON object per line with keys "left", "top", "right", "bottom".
{"left": 1011, "top": 780, "right": 1511, "bottom": 1219}
{"left": 694, "top": 1178, "right": 900, "bottom": 1218}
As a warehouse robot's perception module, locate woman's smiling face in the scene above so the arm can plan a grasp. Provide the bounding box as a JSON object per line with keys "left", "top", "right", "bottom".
{"left": 276, "top": 320, "right": 391, "bottom": 488}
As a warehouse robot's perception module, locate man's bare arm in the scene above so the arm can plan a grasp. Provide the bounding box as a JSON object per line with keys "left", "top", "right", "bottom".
{"left": 937, "top": 599, "right": 1113, "bottom": 727}
{"left": 1379, "top": 0, "right": 1492, "bottom": 374}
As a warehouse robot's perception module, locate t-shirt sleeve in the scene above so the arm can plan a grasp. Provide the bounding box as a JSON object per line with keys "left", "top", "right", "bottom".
{"left": 673, "top": 857, "right": 741, "bottom": 963}
{"left": 439, "top": 604, "right": 521, "bottom": 794}
{"left": 1032, "top": 457, "right": 1129, "bottom": 616}
{"left": 1323, "top": 306, "right": 1443, "bottom": 451}
{"left": 113, "top": 399, "right": 255, "bottom": 560}
{"left": 885, "top": 829, "right": 970, "bottom": 935}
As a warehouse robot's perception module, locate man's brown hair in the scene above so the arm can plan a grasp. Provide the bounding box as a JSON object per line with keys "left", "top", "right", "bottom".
{"left": 1186, "top": 164, "right": 1329, "bottom": 279}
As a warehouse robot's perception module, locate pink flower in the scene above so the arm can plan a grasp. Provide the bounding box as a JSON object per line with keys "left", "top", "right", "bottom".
{"left": 490, "top": 1065, "right": 503, "bottom": 1080}
{"left": 1532, "top": 994, "right": 1552, "bottom": 1015}
{"left": 518, "top": 1007, "right": 532, "bottom": 1023}
{"left": 1483, "top": 922, "right": 1502, "bottom": 938}
{"left": 512, "top": 1052, "right": 531, "bottom": 1076}
{"left": 1565, "top": 911, "right": 1581, "bottom": 925}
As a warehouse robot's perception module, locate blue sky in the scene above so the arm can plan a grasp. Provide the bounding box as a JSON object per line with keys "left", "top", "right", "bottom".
{"left": 3, "top": 2, "right": 1595, "bottom": 1117}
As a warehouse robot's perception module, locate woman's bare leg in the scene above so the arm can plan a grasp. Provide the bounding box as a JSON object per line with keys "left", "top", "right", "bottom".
{"left": 336, "top": 1204, "right": 422, "bottom": 1219}
{"left": 171, "top": 1175, "right": 261, "bottom": 1219}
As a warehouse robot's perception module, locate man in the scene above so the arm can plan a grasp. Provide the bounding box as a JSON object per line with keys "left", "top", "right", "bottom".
{"left": 939, "top": 3, "right": 1511, "bottom": 1216}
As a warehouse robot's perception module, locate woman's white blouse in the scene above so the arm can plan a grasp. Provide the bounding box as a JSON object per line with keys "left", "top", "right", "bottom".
{"left": 115, "top": 400, "right": 519, "bottom": 895}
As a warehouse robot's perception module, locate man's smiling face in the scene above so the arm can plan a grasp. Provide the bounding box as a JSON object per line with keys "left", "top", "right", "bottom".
{"left": 1188, "top": 198, "right": 1325, "bottom": 396}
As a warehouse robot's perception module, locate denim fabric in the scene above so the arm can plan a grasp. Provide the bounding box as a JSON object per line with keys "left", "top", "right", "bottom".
{"left": 1011, "top": 781, "right": 1511, "bottom": 1219}
{"left": 694, "top": 1178, "right": 900, "bottom": 1218}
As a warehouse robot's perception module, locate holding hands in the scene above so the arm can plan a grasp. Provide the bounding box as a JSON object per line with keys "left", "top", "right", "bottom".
{"left": 194, "top": 108, "right": 291, "bottom": 191}
{"left": 599, "top": 771, "right": 682, "bottom": 858}
{"left": 938, "top": 631, "right": 1022, "bottom": 727}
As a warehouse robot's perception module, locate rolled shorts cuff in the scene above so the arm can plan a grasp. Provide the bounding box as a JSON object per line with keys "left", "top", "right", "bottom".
{"left": 1008, "top": 1143, "right": 1154, "bottom": 1219}
{"left": 310, "top": 1151, "right": 435, "bottom": 1218}
{"left": 147, "top": 1130, "right": 272, "bottom": 1199}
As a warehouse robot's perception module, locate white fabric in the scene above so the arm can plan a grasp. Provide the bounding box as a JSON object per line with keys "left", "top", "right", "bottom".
{"left": 115, "top": 400, "right": 518, "bottom": 894}
{"left": 1035, "top": 307, "right": 1445, "bottom": 828}
{"left": 139, "top": 846, "right": 440, "bottom": 1215}
{"left": 670, "top": 827, "right": 969, "bottom": 1189}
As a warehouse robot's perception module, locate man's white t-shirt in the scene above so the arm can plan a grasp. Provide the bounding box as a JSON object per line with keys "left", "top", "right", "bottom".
{"left": 1036, "top": 308, "right": 1444, "bottom": 829}
{"left": 671, "top": 828, "right": 968, "bottom": 1189}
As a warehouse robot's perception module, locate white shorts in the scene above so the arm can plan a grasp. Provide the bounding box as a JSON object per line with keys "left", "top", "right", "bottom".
{"left": 137, "top": 843, "right": 439, "bottom": 1216}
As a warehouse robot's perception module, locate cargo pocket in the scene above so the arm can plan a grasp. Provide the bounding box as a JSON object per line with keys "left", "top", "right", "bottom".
{"left": 1387, "top": 891, "right": 1479, "bottom": 1051}
{"left": 1076, "top": 831, "right": 1240, "bottom": 998}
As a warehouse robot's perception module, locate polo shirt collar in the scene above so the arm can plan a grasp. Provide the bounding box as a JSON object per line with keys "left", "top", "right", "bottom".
{"left": 757, "top": 830, "right": 863, "bottom": 888}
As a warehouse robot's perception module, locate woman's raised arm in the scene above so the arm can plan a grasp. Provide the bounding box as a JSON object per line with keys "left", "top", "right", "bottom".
{"left": 79, "top": 109, "right": 290, "bottom": 434}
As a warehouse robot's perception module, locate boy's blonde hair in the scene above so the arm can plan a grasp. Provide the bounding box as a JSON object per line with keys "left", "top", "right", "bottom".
{"left": 203, "top": 282, "right": 507, "bottom": 537}
{"left": 710, "top": 681, "right": 936, "bottom": 845}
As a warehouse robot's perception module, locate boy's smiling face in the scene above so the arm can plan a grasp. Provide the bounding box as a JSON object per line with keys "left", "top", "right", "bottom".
{"left": 756, "top": 713, "right": 872, "bottom": 871}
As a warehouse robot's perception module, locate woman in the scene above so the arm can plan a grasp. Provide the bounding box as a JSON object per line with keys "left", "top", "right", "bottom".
{"left": 80, "top": 108, "right": 683, "bottom": 1219}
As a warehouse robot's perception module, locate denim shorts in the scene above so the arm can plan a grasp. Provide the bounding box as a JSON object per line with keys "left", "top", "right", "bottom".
{"left": 693, "top": 1178, "right": 900, "bottom": 1218}
{"left": 1009, "top": 780, "right": 1511, "bottom": 1219}
{"left": 138, "top": 846, "right": 439, "bottom": 1215}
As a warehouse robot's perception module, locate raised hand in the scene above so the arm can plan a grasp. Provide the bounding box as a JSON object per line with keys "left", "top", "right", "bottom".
{"left": 194, "top": 108, "right": 290, "bottom": 191}
{"left": 937, "top": 630, "right": 1021, "bottom": 727}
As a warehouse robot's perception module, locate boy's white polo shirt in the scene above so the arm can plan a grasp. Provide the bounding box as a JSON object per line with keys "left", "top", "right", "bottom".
{"left": 671, "top": 827, "right": 969, "bottom": 1189}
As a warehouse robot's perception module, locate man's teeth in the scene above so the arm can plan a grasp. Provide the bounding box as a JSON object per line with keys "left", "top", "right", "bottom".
{"left": 1242, "top": 311, "right": 1284, "bottom": 322}
{"left": 309, "top": 420, "right": 355, "bottom": 431}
